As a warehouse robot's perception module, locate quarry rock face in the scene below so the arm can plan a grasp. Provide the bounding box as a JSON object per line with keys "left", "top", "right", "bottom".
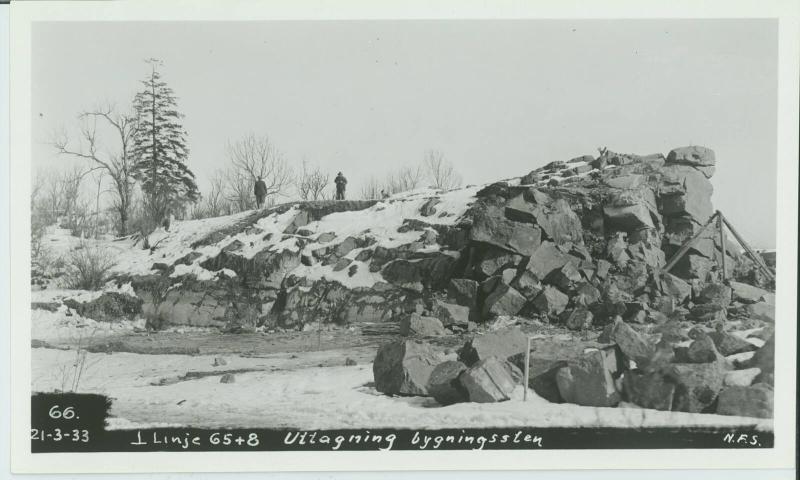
{"left": 113, "top": 144, "right": 763, "bottom": 334}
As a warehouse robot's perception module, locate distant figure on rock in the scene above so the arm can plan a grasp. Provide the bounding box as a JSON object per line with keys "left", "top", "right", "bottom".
{"left": 254, "top": 176, "right": 268, "bottom": 208}
{"left": 381, "top": 189, "right": 390, "bottom": 200}
{"left": 334, "top": 172, "right": 347, "bottom": 200}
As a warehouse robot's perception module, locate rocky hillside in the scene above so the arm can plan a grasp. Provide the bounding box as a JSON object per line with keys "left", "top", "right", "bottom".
{"left": 67, "top": 145, "right": 767, "bottom": 334}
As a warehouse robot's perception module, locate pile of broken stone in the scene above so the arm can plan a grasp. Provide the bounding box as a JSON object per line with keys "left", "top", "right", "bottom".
{"left": 372, "top": 146, "right": 775, "bottom": 419}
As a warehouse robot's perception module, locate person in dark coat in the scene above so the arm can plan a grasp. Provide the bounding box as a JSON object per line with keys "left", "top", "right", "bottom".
{"left": 334, "top": 172, "right": 347, "bottom": 200}
{"left": 254, "top": 176, "right": 268, "bottom": 208}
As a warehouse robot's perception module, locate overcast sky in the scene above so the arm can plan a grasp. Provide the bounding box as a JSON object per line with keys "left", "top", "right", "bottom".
{"left": 32, "top": 19, "right": 777, "bottom": 248}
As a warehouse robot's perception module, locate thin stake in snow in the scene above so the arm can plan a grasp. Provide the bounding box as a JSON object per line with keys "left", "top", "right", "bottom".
{"left": 523, "top": 336, "right": 533, "bottom": 402}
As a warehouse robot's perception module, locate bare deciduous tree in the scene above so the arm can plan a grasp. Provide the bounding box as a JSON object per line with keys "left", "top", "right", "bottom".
{"left": 226, "top": 133, "right": 293, "bottom": 201}
{"left": 296, "top": 160, "right": 330, "bottom": 201}
{"left": 53, "top": 103, "right": 139, "bottom": 236}
{"left": 43, "top": 166, "right": 86, "bottom": 222}
{"left": 223, "top": 167, "right": 257, "bottom": 212}
{"left": 386, "top": 164, "right": 424, "bottom": 194}
{"left": 423, "top": 149, "right": 462, "bottom": 190}
{"left": 360, "top": 176, "right": 383, "bottom": 200}
{"left": 194, "top": 171, "right": 227, "bottom": 218}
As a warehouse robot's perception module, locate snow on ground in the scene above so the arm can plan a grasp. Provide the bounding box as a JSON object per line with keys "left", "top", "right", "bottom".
{"left": 31, "top": 308, "right": 146, "bottom": 344}
{"left": 38, "top": 226, "right": 89, "bottom": 258}
{"left": 30, "top": 347, "right": 772, "bottom": 431}
{"left": 37, "top": 185, "right": 482, "bottom": 291}
{"left": 32, "top": 283, "right": 137, "bottom": 304}
{"left": 30, "top": 306, "right": 218, "bottom": 344}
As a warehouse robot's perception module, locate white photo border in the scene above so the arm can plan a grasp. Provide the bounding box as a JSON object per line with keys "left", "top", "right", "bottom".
{"left": 9, "top": 0, "right": 799, "bottom": 473}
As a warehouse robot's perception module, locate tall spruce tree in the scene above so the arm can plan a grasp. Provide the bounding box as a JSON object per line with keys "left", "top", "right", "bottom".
{"left": 132, "top": 58, "right": 199, "bottom": 231}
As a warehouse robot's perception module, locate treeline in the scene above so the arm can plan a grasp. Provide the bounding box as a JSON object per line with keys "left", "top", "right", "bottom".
{"left": 35, "top": 58, "right": 464, "bottom": 248}
{"left": 361, "top": 149, "right": 462, "bottom": 199}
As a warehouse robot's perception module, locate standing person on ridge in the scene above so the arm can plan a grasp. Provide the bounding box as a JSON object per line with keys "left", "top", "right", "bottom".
{"left": 254, "top": 176, "right": 268, "bottom": 209}
{"left": 334, "top": 172, "right": 347, "bottom": 200}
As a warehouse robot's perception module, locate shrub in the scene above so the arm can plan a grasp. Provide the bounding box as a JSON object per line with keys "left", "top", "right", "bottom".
{"left": 65, "top": 245, "right": 117, "bottom": 290}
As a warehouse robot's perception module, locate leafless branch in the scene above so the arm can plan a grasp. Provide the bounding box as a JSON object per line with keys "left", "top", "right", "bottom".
{"left": 423, "top": 149, "right": 462, "bottom": 190}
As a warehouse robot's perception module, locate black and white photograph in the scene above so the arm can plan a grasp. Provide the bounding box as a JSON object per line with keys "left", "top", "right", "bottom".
{"left": 6, "top": 0, "right": 799, "bottom": 474}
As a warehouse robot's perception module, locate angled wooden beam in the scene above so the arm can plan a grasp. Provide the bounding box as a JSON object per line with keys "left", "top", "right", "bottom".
{"left": 717, "top": 212, "right": 728, "bottom": 280}
{"left": 663, "top": 212, "right": 719, "bottom": 274}
{"left": 720, "top": 213, "right": 775, "bottom": 282}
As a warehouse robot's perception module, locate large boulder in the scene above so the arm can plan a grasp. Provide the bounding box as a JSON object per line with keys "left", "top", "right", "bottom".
{"left": 474, "top": 248, "right": 523, "bottom": 278}
{"left": 716, "top": 384, "right": 773, "bottom": 418}
{"left": 603, "top": 174, "right": 646, "bottom": 190}
{"left": 504, "top": 192, "right": 583, "bottom": 245}
{"left": 544, "top": 262, "right": 583, "bottom": 291}
{"left": 729, "top": 281, "right": 771, "bottom": 304}
{"left": 458, "top": 327, "right": 528, "bottom": 366}
{"left": 659, "top": 165, "right": 714, "bottom": 221}
{"left": 482, "top": 282, "right": 527, "bottom": 318}
{"left": 658, "top": 272, "right": 691, "bottom": 304}
{"left": 531, "top": 285, "right": 569, "bottom": 317}
{"left": 574, "top": 282, "right": 602, "bottom": 306}
{"left": 562, "top": 308, "right": 594, "bottom": 331}
{"left": 525, "top": 241, "right": 573, "bottom": 280}
{"left": 373, "top": 340, "right": 443, "bottom": 396}
{"left": 427, "top": 361, "right": 468, "bottom": 406}
{"left": 696, "top": 283, "right": 732, "bottom": 307}
{"left": 723, "top": 368, "right": 761, "bottom": 387}
{"left": 447, "top": 278, "right": 479, "bottom": 311}
{"left": 555, "top": 348, "right": 621, "bottom": 407}
{"left": 689, "top": 303, "right": 727, "bottom": 323}
{"left": 745, "top": 302, "right": 775, "bottom": 323}
{"left": 627, "top": 242, "right": 666, "bottom": 269}
{"left": 662, "top": 216, "right": 717, "bottom": 258}
{"left": 470, "top": 205, "right": 543, "bottom": 256}
{"left": 607, "top": 318, "right": 656, "bottom": 367}
{"left": 381, "top": 254, "right": 456, "bottom": 292}
{"left": 511, "top": 270, "right": 543, "bottom": 299}
{"left": 603, "top": 192, "right": 656, "bottom": 231}
{"left": 666, "top": 146, "right": 716, "bottom": 178}
{"left": 671, "top": 254, "right": 713, "bottom": 281}
{"left": 432, "top": 300, "right": 470, "bottom": 327}
{"left": 685, "top": 334, "right": 723, "bottom": 363}
{"left": 746, "top": 334, "right": 775, "bottom": 374}
{"left": 459, "top": 357, "right": 517, "bottom": 403}
{"left": 399, "top": 314, "right": 447, "bottom": 337}
{"left": 709, "top": 329, "right": 758, "bottom": 356}
{"left": 622, "top": 370, "right": 676, "bottom": 411}
{"left": 663, "top": 361, "right": 725, "bottom": 413}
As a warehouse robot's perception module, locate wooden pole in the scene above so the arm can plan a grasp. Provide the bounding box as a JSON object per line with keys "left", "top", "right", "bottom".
{"left": 663, "top": 212, "right": 718, "bottom": 273}
{"left": 721, "top": 215, "right": 775, "bottom": 282}
{"left": 717, "top": 211, "right": 727, "bottom": 281}
{"left": 523, "top": 337, "right": 532, "bottom": 402}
